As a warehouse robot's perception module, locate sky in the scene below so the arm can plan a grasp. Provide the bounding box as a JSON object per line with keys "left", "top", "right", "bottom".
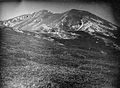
{"left": 0, "top": 1, "right": 117, "bottom": 25}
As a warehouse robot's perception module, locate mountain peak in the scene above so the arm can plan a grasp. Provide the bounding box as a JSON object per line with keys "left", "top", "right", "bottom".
{"left": 66, "top": 9, "right": 82, "bottom": 14}
{"left": 2, "top": 9, "right": 118, "bottom": 40}
{"left": 69, "top": 9, "right": 79, "bottom": 12}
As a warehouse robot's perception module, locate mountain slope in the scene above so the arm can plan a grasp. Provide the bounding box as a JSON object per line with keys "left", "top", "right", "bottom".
{"left": 2, "top": 9, "right": 120, "bottom": 50}
{"left": 1, "top": 9, "right": 120, "bottom": 88}
{"left": 1, "top": 25, "right": 119, "bottom": 88}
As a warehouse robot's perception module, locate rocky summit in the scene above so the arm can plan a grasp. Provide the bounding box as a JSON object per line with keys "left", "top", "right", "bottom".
{"left": 0, "top": 9, "right": 120, "bottom": 88}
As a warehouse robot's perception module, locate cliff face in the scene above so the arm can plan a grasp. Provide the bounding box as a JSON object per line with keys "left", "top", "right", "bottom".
{"left": 1, "top": 9, "right": 120, "bottom": 88}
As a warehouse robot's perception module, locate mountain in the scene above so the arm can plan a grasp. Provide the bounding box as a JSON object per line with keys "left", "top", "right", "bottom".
{"left": 2, "top": 9, "right": 120, "bottom": 48}
{"left": 0, "top": 9, "right": 120, "bottom": 88}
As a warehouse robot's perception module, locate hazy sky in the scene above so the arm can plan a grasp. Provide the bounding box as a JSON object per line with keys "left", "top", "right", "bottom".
{"left": 0, "top": 1, "right": 116, "bottom": 24}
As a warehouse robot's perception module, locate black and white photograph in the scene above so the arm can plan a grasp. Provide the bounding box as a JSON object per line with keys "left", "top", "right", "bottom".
{"left": 0, "top": 0, "right": 120, "bottom": 88}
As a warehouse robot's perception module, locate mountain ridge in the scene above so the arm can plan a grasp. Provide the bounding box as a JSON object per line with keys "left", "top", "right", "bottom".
{"left": 1, "top": 9, "right": 120, "bottom": 50}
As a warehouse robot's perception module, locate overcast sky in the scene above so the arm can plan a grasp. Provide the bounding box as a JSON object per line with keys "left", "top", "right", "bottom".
{"left": 0, "top": 1, "right": 116, "bottom": 25}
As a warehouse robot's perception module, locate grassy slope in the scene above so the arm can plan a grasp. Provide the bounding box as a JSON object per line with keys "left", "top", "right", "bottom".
{"left": 0, "top": 26, "right": 119, "bottom": 88}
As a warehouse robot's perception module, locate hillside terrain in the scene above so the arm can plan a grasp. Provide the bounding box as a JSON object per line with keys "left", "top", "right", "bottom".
{"left": 0, "top": 9, "right": 120, "bottom": 88}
